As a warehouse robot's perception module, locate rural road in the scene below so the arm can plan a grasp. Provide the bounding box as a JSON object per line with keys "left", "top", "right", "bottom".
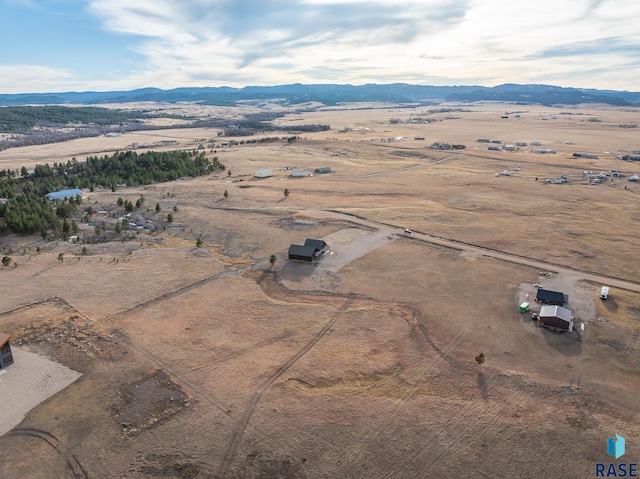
{"left": 208, "top": 204, "right": 640, "bottom": 294}
{"left": 332, "top": 153, "right": 462, "bottom": 178}
{"left": 309, "top": 209, "right": 640, "bottom": 293}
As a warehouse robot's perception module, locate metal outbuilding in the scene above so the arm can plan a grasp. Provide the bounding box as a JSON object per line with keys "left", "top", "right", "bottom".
{"left": 254, "top": 169, "right": 274, "bottom": 178}
{"left": 290, "top": 169, "right": 307, "bottom": 177}
{"left": 573, "top": 152, "right": 599, "bottom": 159}
{"left": 45, "top": 188, "right": 83, "bottom": 201}
{"left": 536, "top": 289, "right": 567, "bottom": 305}
{"left": 539, "top": 305, "right": 573, "bottom": 332}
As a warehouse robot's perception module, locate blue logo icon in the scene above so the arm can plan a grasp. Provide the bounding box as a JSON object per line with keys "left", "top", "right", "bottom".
{"left": 608, "top": 434, "right": 626, "bottom": 459}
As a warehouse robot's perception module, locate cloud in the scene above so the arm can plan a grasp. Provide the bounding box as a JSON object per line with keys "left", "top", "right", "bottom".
{"left": 86, "top": 0, "right": 471, "bottom": 87}
{"left": 5, "top": 0, "right": 640, "bottom": 92}
{"left": 0, "top": 65, "right": 74, "bottom": 94}
{"left": 529, "top": 37, "right": 640, "bottom": 60}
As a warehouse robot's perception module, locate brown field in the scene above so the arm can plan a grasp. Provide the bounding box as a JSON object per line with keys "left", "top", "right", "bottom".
{"left": 1, "top": 102, "right": 639, "bottom": 478}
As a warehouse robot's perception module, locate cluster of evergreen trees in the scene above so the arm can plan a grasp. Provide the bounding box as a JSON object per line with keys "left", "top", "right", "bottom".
{"left": 0, "top": 149, "right": 224, "bottom": 236}
{"left": 83, "top": 150, "right": 222, "bottom": 187}
{"left": 0, "top": 181, "right": 81, "bottom": 236}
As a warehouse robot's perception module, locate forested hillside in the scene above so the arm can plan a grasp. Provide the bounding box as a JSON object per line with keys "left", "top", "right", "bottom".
{"left": 0, "top": 106, "right": 149, "bottom": 131}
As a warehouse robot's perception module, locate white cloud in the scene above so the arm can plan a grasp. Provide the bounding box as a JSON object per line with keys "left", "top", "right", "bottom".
{"left": 18, "top": 0, "right": 640, "bottom": 91}
{"left": 0, "top": 65, "right": 74, "bottom": 94}
{"left": 85, "top": 0, "right": 472, "bottom": 86}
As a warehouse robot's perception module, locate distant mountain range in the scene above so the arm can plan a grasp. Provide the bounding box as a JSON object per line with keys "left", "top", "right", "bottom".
{"left": 1, "top": 83, "right": 639, "bottom": 107}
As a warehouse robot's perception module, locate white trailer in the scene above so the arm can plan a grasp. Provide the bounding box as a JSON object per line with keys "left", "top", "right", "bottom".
{"left": 600, "top": 286, "right": 609, "bottom": 300}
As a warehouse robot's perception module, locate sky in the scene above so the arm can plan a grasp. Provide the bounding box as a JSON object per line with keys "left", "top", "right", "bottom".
{"left": 1, "top": 0, "right": 640, "bottom": 93}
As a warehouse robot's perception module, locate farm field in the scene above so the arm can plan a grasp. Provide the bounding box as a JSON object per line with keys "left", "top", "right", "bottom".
{"left": 0, "top": 102, "right": 639, "bottom": 478}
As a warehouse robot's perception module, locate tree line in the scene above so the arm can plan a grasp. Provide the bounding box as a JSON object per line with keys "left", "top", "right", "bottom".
{"left": 0, "top": 150, "right": 224, "bottom": 236}
{"left": 0, "top": 106, "right": 149, "bottom": 132}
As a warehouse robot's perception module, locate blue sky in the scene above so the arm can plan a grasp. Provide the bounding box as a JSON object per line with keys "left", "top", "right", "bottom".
{"left": 1, "top": 0, "right": 639, "bottom": 93}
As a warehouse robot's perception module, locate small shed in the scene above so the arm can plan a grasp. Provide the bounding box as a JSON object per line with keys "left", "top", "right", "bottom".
{"left": 314, "top": 167, "right": 332, "bottom": 174}
{"left": 539, "top": 305, "right": 573, "bottom": 332}
{"left": 536, "top": 289, "right": 567, "bottom": 305}
{"left": 290, "top": 169, "right": 307, "bottom": 178}
{"left": 288, "top": 244, "right": 316, "bottom": 262}
{"left": 0, "top": 332, "right": 14, "bottom": 368}
{"left": 45, "top": 188, "right": 82, "bottom": 202}
{"left": 254, "top": 169, "right": 274, "bottom": 178}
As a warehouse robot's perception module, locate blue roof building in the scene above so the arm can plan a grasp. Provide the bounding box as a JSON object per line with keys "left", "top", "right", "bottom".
{"left": 45, "top": 188, "right": 82, "bottom": 201}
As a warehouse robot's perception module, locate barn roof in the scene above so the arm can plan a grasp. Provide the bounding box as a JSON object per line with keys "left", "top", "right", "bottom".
{"left": 288, "top": 244, "right": 316, "bottom": 258}
{"left": 45, "top": 188, "right": 82, "bottom": 201}
{"left": 536, "top": 289, "right": 566, "bottom": 304}
{"left": 254, "top": 169, "right": 274, "bottom": 177}
{"left": 539, "top": 305, "right": 572, "bottom": 323}
{"left": 0, "top": 332, "right": 11, "bottom": 346}
{"left": 304, "top": 239, "right": 327, "bottom": 250}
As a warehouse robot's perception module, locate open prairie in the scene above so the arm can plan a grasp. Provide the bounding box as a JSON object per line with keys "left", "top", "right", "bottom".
{"left": 1, "top": 102, "right": 639, "bottom": 478}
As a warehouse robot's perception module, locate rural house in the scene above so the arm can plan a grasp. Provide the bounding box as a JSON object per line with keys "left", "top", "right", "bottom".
{"left": 0, "top": 332, "right": 14, "bottom": 368}
{"left": 288, "top": 238, "right": 328, "bottom": 262}
{"left": 287, "top": 244, "right": 317, "bottom": 262}
{"left": 539, "top": 305, "right": 573, "bottom": 332}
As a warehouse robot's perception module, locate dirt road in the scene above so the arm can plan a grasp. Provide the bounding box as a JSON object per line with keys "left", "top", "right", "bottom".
{"left": 310, "top": 209, "right": 640, "bottom": 293}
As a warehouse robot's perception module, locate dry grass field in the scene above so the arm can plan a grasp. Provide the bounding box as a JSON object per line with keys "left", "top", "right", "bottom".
{"left": 0, "top": 102, "right": 639, "bottom": 478}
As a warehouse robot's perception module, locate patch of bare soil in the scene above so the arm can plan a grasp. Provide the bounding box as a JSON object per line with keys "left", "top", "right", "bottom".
{"left": 0, "top": 298, "right": 116, "bottom": 359}
{"left": 271, "top": 217, "right": 320, "bottom": 230}
{"left": 111, "top": 370, "right": 192, "bottom": 438}
{"left": 137, "top": 453, "right": 215, "bottom": 478}
{"left": 229, "top": 451, "right": 306, "bottom": 479}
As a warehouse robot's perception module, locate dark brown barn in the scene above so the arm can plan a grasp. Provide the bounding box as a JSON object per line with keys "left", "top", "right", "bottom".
{"left": 539, "top": 305, "right": 573, "bottom": 332}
